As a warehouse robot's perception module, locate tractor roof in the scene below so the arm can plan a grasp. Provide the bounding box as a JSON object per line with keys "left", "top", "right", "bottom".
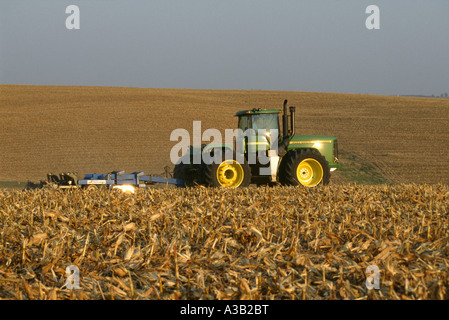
{"left": 235, "top": 108, "right": 281, "bottom": 116}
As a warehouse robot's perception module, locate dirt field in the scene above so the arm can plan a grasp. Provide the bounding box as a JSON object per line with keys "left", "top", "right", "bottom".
{"left": 1, "top": 85, "right": 449, "bottom": 185}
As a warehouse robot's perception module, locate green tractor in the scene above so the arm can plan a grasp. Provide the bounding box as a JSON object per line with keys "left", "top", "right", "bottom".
{"left": 174, "top": 100, "right": 339, "bottom": 188}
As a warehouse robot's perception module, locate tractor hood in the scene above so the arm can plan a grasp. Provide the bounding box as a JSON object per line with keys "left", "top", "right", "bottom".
{"left": 288, "top": 135, "right": 337, "bottom": 145}
{"left": 287, "top": 135, "right": 339, "bottom": 169}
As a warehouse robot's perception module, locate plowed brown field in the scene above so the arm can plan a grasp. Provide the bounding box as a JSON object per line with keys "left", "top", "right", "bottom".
{"left": 1, "top": 85, "right": 449, "bottom": 184}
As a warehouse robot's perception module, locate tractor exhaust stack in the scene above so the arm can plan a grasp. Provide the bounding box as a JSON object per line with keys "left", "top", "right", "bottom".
{"left": 282, "top": 99, "right": 289, "bottom": 139}
{"left": 289, "top": 106, "right": 296, "bottom": 137}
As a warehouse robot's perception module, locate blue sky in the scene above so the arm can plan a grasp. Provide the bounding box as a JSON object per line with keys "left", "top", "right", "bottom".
{"left": 1, "top": 0, "right": 448, "bottom": 95}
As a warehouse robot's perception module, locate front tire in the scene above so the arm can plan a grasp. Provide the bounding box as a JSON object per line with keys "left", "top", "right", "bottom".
{"left": 279, "top": 149, "right": 330, "bottom": 187}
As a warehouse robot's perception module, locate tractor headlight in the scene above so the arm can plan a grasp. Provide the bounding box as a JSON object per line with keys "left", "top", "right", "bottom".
{"left": 333, "top": 140, "right": 339, "bottom": 163}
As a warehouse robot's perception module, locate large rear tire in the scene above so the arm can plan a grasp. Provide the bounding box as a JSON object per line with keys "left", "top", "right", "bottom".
{"left": 203, "top": 150, "right": 251, "bottom": 188}
{"left": 174, "top": 146, "right": 201, "bottom": 187}
{"left": 279, "top": 149, "right": 330, "bottom": 187}
{"left": 173, "top": 164, "right": 197, "bottom": 187}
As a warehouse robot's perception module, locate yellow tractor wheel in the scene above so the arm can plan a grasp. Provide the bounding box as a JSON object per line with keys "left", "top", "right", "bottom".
{"left": 216, "top": 160, "right": 245, "bottom": 188}
{"left": 296, "top": 158, "right": 324, "bottom": 187}
{"left": 279, "top": 149, "right": 330, "bottom": 187}
{"left": 203, "top": 150, "right": 251, "bottom": 188}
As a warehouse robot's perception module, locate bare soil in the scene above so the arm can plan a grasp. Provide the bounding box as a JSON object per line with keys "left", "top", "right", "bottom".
{"left": 1, "top": 85, "right": 449, "bottom": 184}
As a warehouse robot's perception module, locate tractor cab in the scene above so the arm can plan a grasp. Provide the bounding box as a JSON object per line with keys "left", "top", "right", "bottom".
{"left": 235, "top": 109, "right": 281, "bottom": 154}
{"left": 236, "top": 109, "right": 280, "bottom": 132}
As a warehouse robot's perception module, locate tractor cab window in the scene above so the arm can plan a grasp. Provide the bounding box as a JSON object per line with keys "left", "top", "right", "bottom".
{"left": 251, "top": 114, "right": 279, "bottom": 134}
{"left": 238, "top": 115, "right": 251, "bottom": 132}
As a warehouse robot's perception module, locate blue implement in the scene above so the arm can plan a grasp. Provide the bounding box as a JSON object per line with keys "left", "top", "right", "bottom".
{"left": 77, "top": 170, "right": 184, "bottom": 188}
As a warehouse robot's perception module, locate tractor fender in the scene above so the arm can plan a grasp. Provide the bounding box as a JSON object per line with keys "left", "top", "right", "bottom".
{"left": 200, "top": 143, "right": 235, "bottom": 165}
{"left": 201, "top": 143, "right": 233, "bottom": 154}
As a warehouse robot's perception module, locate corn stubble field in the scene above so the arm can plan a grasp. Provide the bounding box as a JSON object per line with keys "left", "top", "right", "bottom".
{"left": 0, "top": 185, "right": 448, "bottom": 300}
{"left": 1, "top": 85, "right": 449, "bottom": 300}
